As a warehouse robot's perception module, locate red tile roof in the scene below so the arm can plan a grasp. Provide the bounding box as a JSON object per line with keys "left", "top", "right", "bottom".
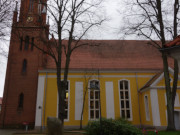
{"left": 45, "top": 40, "right": 173, "bottom": 70}
{"left": 165, "top": 36, "right": 180, "bottom": 47}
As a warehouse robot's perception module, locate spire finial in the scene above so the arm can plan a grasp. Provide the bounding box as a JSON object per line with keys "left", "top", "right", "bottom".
{"left": 14, "top": 1, "right": 18, "bottom": 12}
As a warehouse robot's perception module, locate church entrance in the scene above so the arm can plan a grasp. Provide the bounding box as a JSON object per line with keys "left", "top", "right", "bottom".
{"left": 174, "top": 111, "right": 180, "bottom": 130}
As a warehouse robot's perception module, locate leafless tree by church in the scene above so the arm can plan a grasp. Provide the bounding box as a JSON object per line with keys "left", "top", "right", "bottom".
{"left": 121, "top": 0, "right": 180, "bottom": 131}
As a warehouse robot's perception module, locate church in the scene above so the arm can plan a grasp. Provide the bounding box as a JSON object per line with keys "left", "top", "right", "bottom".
{"left": 1, "top": 0, "right": 180, "bottom": 130}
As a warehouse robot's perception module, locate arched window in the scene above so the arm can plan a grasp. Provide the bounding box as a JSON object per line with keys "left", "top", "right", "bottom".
{"left": 31, "top": 37, "right": 34, "bottom": 51}
{"left": 29, "top": 0, "right": 34, "bottom": 12}
{"left": 119, "top": 80, "right": 131, "bottom": 119}
{"left": 22, "top": 59, "right": 27, "bottom": 73}
{"left": 38, "top": 0, "right": 42, "bottom": 14}
{"left": 20, "top": 37, "right": 23, "bottom": 51}
{"left": 89, "top": 80, "right": 100, "bottom": 120}
{"left": 144, "top": 95, "right": 150, "bottom": 121}
{"left": 24, "top": 36, "right": 29, "bottom": 50}
{"left": 18, "top": 93, "right": 24, "bottom": 108}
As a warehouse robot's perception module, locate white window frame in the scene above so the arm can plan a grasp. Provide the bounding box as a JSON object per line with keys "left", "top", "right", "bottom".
{"left": 118, "top": 79, "right": 133, "bottom": 121}
{"left": 144, "top": 95, "right": 150, "bottom": 121}
{"left": 88, "top": 79, "right": 100, "bottom": 120}
{"left": 57, "top": 80, "right": 70, "bottom": 121}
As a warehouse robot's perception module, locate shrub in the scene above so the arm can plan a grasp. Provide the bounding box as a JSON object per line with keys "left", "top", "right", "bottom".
{"left": 86, "top": 118, "right": 142, "bottom": 135}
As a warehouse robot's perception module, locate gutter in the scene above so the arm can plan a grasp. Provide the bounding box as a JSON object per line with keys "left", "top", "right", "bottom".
{"left": 159, "top": 45, "right": 180, "bottom": 52}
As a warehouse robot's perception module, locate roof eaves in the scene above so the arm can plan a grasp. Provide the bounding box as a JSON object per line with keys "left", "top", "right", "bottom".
{"left": 160, "top": 44, "right": 180, "bottom": 52}
{"left": 139, "top": 72, "right": 163, "bottom": 92}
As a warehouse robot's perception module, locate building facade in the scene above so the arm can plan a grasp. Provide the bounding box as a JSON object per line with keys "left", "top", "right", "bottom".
{"left": 1, "top": 0, "right": 180, "bottom": 130}
{"left": 0, "top": 0, "right": 49, "bottom": 128}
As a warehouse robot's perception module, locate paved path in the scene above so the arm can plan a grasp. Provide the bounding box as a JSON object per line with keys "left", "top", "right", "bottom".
{"left": 0, "top": 129, "right": 19, "bottom": 135}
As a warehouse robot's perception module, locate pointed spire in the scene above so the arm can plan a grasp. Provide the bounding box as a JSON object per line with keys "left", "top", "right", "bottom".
{"left": 14, "top": 1, "right": 18, "bottom": 12}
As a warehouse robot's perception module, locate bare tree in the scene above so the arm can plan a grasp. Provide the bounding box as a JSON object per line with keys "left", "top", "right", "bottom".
{"left": 80, "top": 72, "right": 91, "bottom": 129}
{"left": 31, "top": 0, "right": 105, "bottom": 129}
{"left": 120, "top": 0, "right": 179, "bottom": 131}
{"left": 12, "top": 1, "right": 105, "bottom": 131}
{"left": 0, "top": 0, "right": 15, "bottom": 58}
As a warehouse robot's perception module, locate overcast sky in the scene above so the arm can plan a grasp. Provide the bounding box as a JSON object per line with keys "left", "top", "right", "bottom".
{"left": 0, "top": 0, "right": 125, "bottom": 97}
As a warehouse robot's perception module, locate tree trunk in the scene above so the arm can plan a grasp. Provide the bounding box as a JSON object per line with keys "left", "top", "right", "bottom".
{"left": 57, "top": 67, "right": 66, "bottom": 125}
{"left": 80, "top": 85, "right": 88, "bottom": 129}
{"left": 162, "top": 52, "right": 176, "bottom": 131}
{"left": 167, "top": 97, "right": 175, "bottom": 131}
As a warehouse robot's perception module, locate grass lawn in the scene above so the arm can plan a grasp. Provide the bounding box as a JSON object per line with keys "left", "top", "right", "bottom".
{"left": 13, "top": 130, "right": 180, "bottom": 135}
{"left": 14, "top": 131, "right": 86, "bottom": 135}
{"left": 14, "top": 133, "right": 85, "bottom": 135}
{"left": 147, "top": 131, "right": 180, "bottom": 135}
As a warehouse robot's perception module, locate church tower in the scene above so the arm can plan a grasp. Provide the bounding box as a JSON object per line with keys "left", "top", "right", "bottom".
{"left": 0, "top": 0, "right": 49, "bottom": 128}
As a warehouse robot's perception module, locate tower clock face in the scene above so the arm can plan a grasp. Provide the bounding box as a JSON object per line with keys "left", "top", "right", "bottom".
{"left": 27, "top": 16, "right": 33, "bottom": 22}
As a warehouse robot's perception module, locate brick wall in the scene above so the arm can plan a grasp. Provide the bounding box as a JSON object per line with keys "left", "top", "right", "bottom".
{"left": 0, "top": 0, "right": 48, "bottom": 128}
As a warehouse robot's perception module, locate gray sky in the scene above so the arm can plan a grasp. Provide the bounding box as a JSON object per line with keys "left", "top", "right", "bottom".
{"left": 0, "top": 55, "right": 7, "bottom": 97}
{"left": 0, "top": 0, "right": 123, "bottom": 97}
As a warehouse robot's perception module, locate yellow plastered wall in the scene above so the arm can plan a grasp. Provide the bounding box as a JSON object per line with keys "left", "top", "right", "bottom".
{"left": 157, "top": 89, "right": 167, "bottom": 126}
{"left": 43, "top": 77, "right": 58, "bottom": 126}
{"left": 40, "top": 72, "right": 157, "bottom": 127}
{"left": 139, "top": 90, "right": 153, "bottom": 126}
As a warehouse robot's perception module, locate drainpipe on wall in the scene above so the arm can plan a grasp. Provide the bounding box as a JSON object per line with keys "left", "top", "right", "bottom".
{"left": 135, "top": 73, "right": 142, "bottom": 128}
{"left": 43, "top": 72, "right": 48, "bottom": 129}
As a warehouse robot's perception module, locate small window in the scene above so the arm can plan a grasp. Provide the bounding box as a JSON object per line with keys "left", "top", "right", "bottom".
{"left": 24, "top": 36, "right": 29, "bottom": 50}
{"left": 22, "top": 59, "right": 27, "bottom": 73}
{"left": 144, "top": 95, "right": 150, "bottom": 121}
{"left": 18, "top": 93, "right": 24, "bottom": 109}
{"left": 31, "top": 37, "right": 34, "bottom": 51}
{"left": 90, "top": 80, "right": 100, "bottom": 90}
{"left": 20, "top": 37, "right": 23, "bottom": 51}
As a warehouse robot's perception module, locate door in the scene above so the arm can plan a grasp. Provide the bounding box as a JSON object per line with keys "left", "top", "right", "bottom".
{"left": 174, "top": 111, "right": 180, "bottom": 130}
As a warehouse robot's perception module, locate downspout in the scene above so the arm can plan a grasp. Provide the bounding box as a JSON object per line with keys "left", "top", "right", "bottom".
{"left": 43, "top": 72, "right": 48, "bottom": 129}
{"left": 135, "top": 73, "right": 142, "bottom": 128}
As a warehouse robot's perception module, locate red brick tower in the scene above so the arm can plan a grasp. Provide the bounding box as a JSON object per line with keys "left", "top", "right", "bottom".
{"left": 0, "top": 0, "right": 49, "bottom": 128}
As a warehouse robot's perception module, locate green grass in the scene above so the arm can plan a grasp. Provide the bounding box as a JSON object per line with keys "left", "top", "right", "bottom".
{"left": 14, "top": 130, "right": 86, "bottom": 135}
{"left": 147, "top": 131, "right": 180, "bottom": 135}
{"left": 13, "top": 130, "right": 180, "bottom": 135}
